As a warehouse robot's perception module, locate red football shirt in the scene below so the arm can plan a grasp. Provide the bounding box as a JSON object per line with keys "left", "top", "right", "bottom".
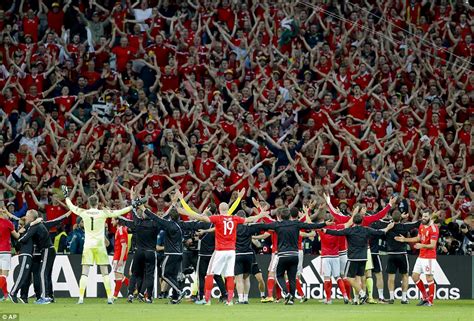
{"left": 113, "top": 226, "right": 129, "bottom": 261}
{"left": 0, "top": 218, "right": 14, "bottom": 252}
{"left": 418, "top": 224, "right": 439, "bottom": 259}
{"left": 318, "top": 224, "right": 345, "bottom": 257}
{"left": 45, "top": 205, "right": 67, "bottom": 232}
{"left": 209, "top": 215, "right": 245, "bottom": 251}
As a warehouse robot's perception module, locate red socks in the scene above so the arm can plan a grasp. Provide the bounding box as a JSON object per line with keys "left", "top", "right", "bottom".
{"left": 324, "top": 280, "right": 332, "bottom": 301}
{"left": 225, "top": 277, "right": 235, "bottom": 303}
{"left": 267, "top": 277, "right": 275, "bottom": 297}
{"left": 343, "top": 278, "right": 352, "bottom": 299}
{"left": 427, "top": 281, "right": 435, "bottom": 303}
{"left": 123, "top": 277, "right": 129, "bottom": 287}
{"left": 337, "top": 278, "right": 347, "bottom": 298}
{"left": 204, "top": 275, "right": 214, "bottom": 302}
{"left": 114, "top": 279, "right": 123, "bottom": 297}
{"left": 0, "top": 275, "right": 7, "bottom": 296}
{"left": 295, "top": 278, "right": 304, "bottom": 297}
{"left": 275, "top": 283, "right": 282, "bottom": 300}
{"left": 415, "top": 280, "right": 428, "bottom": 300}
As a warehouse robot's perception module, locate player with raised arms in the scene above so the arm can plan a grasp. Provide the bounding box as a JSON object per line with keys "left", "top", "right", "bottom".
{"left": 63, "top": 185, "right": 134, "bottom": 304}
{"left": 177, "top": 188, "right": 268, "bottom": 305}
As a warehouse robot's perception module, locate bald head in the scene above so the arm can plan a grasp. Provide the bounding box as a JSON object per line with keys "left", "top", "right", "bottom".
{"left": 219, "top": 202, "right": 229, "bottom": 215}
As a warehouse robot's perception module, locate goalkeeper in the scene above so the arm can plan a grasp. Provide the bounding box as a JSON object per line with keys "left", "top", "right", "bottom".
{"left": 62, "top": 185, "right": 136, "bottom": 304}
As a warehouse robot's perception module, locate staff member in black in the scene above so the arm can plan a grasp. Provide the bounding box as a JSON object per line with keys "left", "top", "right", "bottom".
{"left": 16, "top": 210, "right": 58, "bottom": 304}
{"left": 324, "top": 214, "right": 394, "bottom": 305}
{"left": 378, "top": 211, "right": 420, "bottom": 304}
{"left": 141, "top": 203, "right": 199, "bottom": 304}
{"left": 234, "top": 210, "right": 266, "bottom": 304}
{"left": 119, "top": 207, "right": 159, "bottom": 304}
{"left": 259, "top": 208, "right": 328, "bottom": 305}
{"left": 9, "top": 218, "right": 28, "bottom": 304}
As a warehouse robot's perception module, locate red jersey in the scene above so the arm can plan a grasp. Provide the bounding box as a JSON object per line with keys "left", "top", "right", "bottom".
{"left": 318, "top": 224, "right": 345, "bottom": 257}
{"left": 330, "top": 204, "right": 392, "bottom": 227}
{"left": 209, "top": 215, "right": 245, "bottom": 251}
{"left": 45, "top": 205, "right": 67, "bottom": 233}
{"left": 0, "top": 218, "right": 14, "bottom": 253}
{"left": 113, "top": 226, "right": 129, "bottom": 261}
{"left": 418, "top": 224, "right": 439, "bottom": 259}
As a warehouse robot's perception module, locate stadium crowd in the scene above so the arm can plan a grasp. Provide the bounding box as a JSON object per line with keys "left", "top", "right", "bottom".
{"left": 0, "top": 0, "right": 473, "bottom": 259}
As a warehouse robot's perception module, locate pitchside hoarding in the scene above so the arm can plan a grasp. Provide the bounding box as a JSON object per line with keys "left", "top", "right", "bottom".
{"left": 6, "top": 255, "right": 473, "bottom": 299}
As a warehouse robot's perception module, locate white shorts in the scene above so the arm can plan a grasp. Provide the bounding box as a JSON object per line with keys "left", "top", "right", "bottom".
{"left": 207, "top": 250, "right": 236, "bottom": 277}
{"left": 413, "top": 258, "right": 436, "bottom": 275}
{"left": 297, "top": 250, "right": 304, "bottom": 275}
{"left": 268, "top": 253, "right": 279, "bottom": 273}
{"left": 112, "top": 260, "right": 125, "bottom": 274}
{"left": 339, "top": 253, "right": 348, "bottom": 276}
{"left": 0, "top": 253, "right": 11, "bottom": 271}
{"left": 322, "top": 257, "right": 340, "bottom": 278}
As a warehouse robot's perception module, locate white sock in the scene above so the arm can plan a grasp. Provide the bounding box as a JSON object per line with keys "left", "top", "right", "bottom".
{"left": 390, "top": 291, "right": 395, "bottom": 300}
{"left": 243, "top": 294, "right": 248, "bottom": 301}
{"left": 260, "top": 292, "right": 265, "bottom": 297}
{"left": 354, "top": 294, "right": 359, "bottom": 302}
{"left": 402, "top": 292, "right": 407, "bottom": 301}
{"left": 359, "top": 290, "right": 366, "bottom": 297}
{"left": 238, "top": 294, "right": 244, "bottom": 302}
{"left": 378, "top": 289, "right": 384, "bottom": 300}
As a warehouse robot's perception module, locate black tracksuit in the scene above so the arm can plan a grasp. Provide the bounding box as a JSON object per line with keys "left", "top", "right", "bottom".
{"left": 369, "top": 220, "right": 390, "bottom": 273}
{"left": 143, "top": 209, "right": 197, "bottom": 300}
{"left": 235, "top": 224, "right": 265, "bottom": 276}
{"left": 261, "top": 220, "right": 326, "bottom": 297}
{"left": 326, "top": 225, "right": 386, "bottom": 277}
{"left": 195, "top": 222, "right": 227, "bottom": 300}
{"left": 11, "top": 228, "right": 34, "bottom": 299}
{"left": 120, "top": 215, "right": 158, "bottom": 298}
{"left": 18, "top": 223, "right": 56, "bottom": 299}
{"left": 379, "top": 221, "right": 420, "bottom": 274}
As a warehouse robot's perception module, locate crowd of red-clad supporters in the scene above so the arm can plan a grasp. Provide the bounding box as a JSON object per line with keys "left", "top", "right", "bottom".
{"left": 0, "top": 0, "right": 472, "bottom": 255}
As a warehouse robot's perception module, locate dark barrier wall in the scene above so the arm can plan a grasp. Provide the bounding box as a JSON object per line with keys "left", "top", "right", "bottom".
{"left": 7, "top": 254, "right": 472, "bottom": 299}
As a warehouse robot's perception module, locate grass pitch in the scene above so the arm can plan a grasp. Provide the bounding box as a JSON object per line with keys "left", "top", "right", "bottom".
{"left": 0, "top": 298, "right": 472, "bottom": 321}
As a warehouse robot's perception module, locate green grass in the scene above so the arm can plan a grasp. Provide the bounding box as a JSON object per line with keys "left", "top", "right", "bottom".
{"left": 1, "top": 298, "right": 473, "bottom": 321}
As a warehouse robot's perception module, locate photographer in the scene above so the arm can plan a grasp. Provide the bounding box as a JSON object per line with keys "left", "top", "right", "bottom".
{"left": 461, "top": 223, "right": 474, "bottom": 255}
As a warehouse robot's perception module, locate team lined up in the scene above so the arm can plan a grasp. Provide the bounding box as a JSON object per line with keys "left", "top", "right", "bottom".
{"left": 0, "top": 185, "right": 439, "bottom": 306}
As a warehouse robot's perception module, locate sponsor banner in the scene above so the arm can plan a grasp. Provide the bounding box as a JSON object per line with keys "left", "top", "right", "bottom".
{"left": 6, "top": 254, "right": 472, "bottom": 299}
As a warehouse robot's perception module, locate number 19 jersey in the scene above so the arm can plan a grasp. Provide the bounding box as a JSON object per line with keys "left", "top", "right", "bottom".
{"left": 209, "top": 215, "right": 245, "bottom": 251}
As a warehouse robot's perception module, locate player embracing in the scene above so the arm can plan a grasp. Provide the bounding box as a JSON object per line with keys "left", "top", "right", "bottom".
{"left": 111, "top": 217, "right": 129, "bottom": 301}
{"left": 395, "top": 211, "right": 439, "bottom": 306}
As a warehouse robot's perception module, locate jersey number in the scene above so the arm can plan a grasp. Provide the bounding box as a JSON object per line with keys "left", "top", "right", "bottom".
{"left": 223, "top": 221, "right": 234, "bottom": 236}
{"left": 90, "top": 217, "right": 94, "bottom": 231}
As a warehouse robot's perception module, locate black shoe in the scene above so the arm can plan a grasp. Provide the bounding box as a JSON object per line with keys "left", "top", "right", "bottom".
{"left": 137, "top": 293, "right": 146, "bottom": 303}
{"left": 401, "top": 300, "right": 409, "bottom": 304}
{"left": 48, "top": 297, "right": 55, "bottom": 303}
{"left": 352, "top": 301, "right": 360, "bottom": 305}
{"left": 175, "top": 291, "right": 186, "bottom": 304}
{"left": 219, "top": 295, "right": 227, "bottom": 303}
{"left": 284, "top": 294, "right": 294, "bottom": 305}
{"left": 388, "top": 299, "right": 395, "bottom": 304}
{"left": 169, "top": 299, "right": 180, "bottom": 304}
{"left": 343, "top": 297, "right": 349, "bottom": 304}
{"left": 359, "top": 295, "right": 368, "bottom": 304}
{"left": 21, "top": 297, "right": 28, "bottom": 304}
{"left": 8, "top": 294, "right": 19, "bottom": 304}
{"left": 417, "top": 299, "right": 428, "bottom": 306}
{"left": 127, "top": 294, "right": 134, "bottom": 303}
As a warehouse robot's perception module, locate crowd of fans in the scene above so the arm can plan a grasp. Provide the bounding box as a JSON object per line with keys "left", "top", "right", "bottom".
{"left": 0, "top": 0, "right": 473, "bottom": 256}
